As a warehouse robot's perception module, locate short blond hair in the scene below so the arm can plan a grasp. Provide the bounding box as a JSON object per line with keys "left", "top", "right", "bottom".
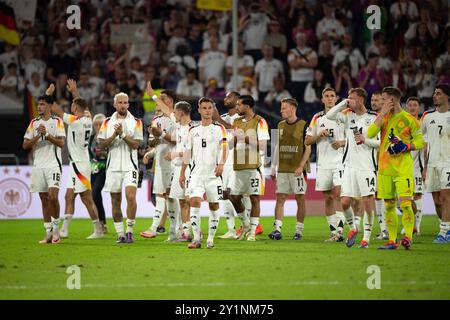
{"left": 113, "top": 92, "right": 129, "bottom": 105}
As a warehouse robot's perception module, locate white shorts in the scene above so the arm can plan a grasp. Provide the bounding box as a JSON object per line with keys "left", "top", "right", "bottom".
{"left": 276, "top": 172, "right": 307, "bottom": 195}
{"left": 67, "top": 161, "right": 91, "bottom": 193}
{"left": 103, "top": 170, "right": 138, "bottom": 193}
{"left": 230, "top": 169, "right": 263, "bottom": 196}
{"left": 315, "top": 168, "right": 344, "bottom": 191}
{"left": 169, "top": 166, "right": 190, "bottom": 199}
{"left": 30, "top": 167, "right": 61, "bottom": 193}
{"left": 413, "top": 174, "right": 424, "bottom": 194}
{"left": 188, "top": 175, "right": 223, "bottom": 202}
{"left": 222, "top": 165, "right": 234, "bottom": 190}
{"left": 341, "top": 167, "right": 376, "bottom": 198}
{"left": 153, "top": 167, "right": 172, "bottom": 194}
{"left": 426, "top": 166, "right": 450, "bottom": 193}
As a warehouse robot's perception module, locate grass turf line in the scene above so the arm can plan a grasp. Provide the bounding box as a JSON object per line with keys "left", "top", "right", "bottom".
{"left": 0, "top": 216, "right": 449, "bottom": 299}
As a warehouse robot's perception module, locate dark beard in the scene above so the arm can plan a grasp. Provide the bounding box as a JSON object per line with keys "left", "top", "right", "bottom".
{"left": 118, "top": 110, "right": 127, "bottom": 116}
{"left": 225, "top": 102, "right": 235, "bottom": 110}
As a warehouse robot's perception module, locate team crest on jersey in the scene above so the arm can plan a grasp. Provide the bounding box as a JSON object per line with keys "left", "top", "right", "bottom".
{"left": 365, "top": 118, "right": 372, "bottom": 126}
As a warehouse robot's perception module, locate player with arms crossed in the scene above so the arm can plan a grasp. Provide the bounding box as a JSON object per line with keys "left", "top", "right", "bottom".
{"left": 367, "top": 87, "right": 424, "bottom": 250}
{"left": 230, "top": 95, "right": 270, "bottom": 241}
{"left": 98, "top": 92, "right": 143, "bottom": 243}
{"left": 179, "top": 97, "right": 228, "bottom": 249}
{"left": 421, "top": 84, "right": 450, "bottom": 243}
{"left": 269, "top": 98, "right": 311, "bottom": 240}
{"left": 23, "top": 88, "right": 65, "bottom": 244}
{"left": 50, "top": 80, "right": 103, "bottom": 239}
{"left": 327, "top": 88, "right": 380, "bottom": 248}
{"left": 405, "top": 96, "right": 425, "bottom": 235}
{"left": 306, "top": 87, "right": 346, "bottom": 242}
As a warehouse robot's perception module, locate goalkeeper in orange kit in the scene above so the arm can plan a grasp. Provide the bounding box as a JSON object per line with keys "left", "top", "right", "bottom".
{"left": 367, "top": 87, "right": 424, "bottom": 250}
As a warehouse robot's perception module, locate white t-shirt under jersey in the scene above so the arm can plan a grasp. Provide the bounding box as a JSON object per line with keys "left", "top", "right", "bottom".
{"left": 63, "top": 113, "right": 92, "bottom": 163}
{"left": 24, "top": 116, "right": 66, "bottom": 169}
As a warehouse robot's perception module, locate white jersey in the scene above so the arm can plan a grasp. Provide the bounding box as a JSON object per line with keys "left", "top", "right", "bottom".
{"left": 221, "top": 112, "right": 241, "bottom": 166}
{"left": 326, "top": 101, "right": 379, "bottom": 171}
{"left": 186, "top": 123, "right": 227, "bottom": 177}
{"left": 168, "top": 113, "right": 193, "bottom": 167}
{"left": 307, "top": 110, "right": 345, "bottom": 170}
{"left": 24, "top": 116, "right": 66, "bottom": 169}
{"left": 98, "top": 111, "right": 143, "bottom": 172}
{"left": 151, "top": 114, "right": 176, "bottom": 171}
{"left": 63, "top": 113, "right": 92, "bottom": 163}
{"left": 411, "top": 148, "right": 425, "bottom": 176}
{"left": 421, "top": 109, "right": 450, "bottom": 168}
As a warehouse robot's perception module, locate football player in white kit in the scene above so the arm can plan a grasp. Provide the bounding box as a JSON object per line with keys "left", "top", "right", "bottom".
{"left": 98, "top": 92, "right": 143, "bottom": 243}
{"left": 406, "top": 96, "right": 425, "bottom": 235}
{"left": 23, "top": 88, "right": 65, "bottom": 244}
{"left": 421, "top": 84, "right": 450, "bottom": 243}
{"left": 180, "top": 97, "right": 228, "bottom": 249}
{"left": 140, "top": 90, "right": 176, "bottom": 239}
{"left": 326, "top": 88, "right": 379, "bottom": 248}
{"left": 49, "top": 80, "right": 103, "bottom": 239}
{"left": 305, "top": 87, "right": 346, "bottom": 242}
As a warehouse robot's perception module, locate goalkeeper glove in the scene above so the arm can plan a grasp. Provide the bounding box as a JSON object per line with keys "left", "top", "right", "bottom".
{"left": 388, "top": 131, "right": 411, "bottom": 154}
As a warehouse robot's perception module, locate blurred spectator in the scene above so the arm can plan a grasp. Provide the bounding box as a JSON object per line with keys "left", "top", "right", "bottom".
{"left": 316, "top": 1, "right": 345, "bottom": 53}
{"left": 27, "top": 72, "right": 47, "bottom": 100}
{"left": 47, "top": 42, "right": 77, "bottom": 81}
{"left": 335, "top": 64, "right": 355, "bottom": 99}
{"left": 390, "top": 0, "right": 419, "bottom": 58}
{"left": 436, "top": 40, "right": 450, "bottom": 74}
{"left": 202, "top": 21, "right": 229, "bottom": 52}
{"left": 366, "top": 31, "right": 385, "bottom": 58}
{"left": 198, "top": 36, "right": 226, "bottom": 88}
{"left": 21, "top": 47, "right": 46, "bottom": 84}
{"left": 332, "top": 34, "right": 365, "bottom": 81}
{"left": 148, "top": 39, "right": 171, "bottom": 69}
{"left": 241, "top": 2, "right": 272, "bottom": 61}
{"left": 415, "top": 59, "right": 438, "bottom": 108}
{"left": 264, "top": 20, "right": 288, "bottom": 59}
{"left": 0, "top": 63, "right": 24, "bottom": 95}
{"left": 304, "top": 69, "right": 330, "bottom": 104}
{"left": 385, "top": 60, "right": 406, "bottom": 95}
{"left": 187, "top": 24, "right": 203, "bottom": 60}
{"left": 161, "top": 61, "right": 182, "bottom": 91}
{"left": 204, "top": 78, "right": 225, "bottom": 99}
{"left": 163, "top": 9, "right": 183, "bottom": 39}
{"left": 291, "top": 10, "right": 317, "bottom": 47}
{"left": 129, "top": 57, "right": 145, "bottom": 88}
{"left": 78, "top": 71, "right": 96, "bottom": 104}
{"left": 288, "top": 32, "right": 318, "bottom": 104}
{"left": 358, "top": 53, "right": 385, "bottom": 99}
{"left": 55, "top": 73, "right": 71, "bottom": 107}
{"left": 168, "top": 24, "right": 188, "bottom": 56}
{"left": 88, "top": 64, "right": 105, "bottom": 101}
{"left": 255, "top": 44, "right": 284, "bottom": 102}
{"left": 377, "top": 44, "right": 392, "bottom": 72}
{"left": 264, "top": 76, "right": 292, "bottom": 110}
{"left": 0, "top": 44, "right": 19, "bottom": 77}
{"left": 317, "top": 40, "right": 334, "bottom": 86}
{"left": 404, "top": 7, "right": 439, "bottom": 43}
{"left": 225, "top": 40, "right": 254, "bottom": 84}
{"left": 238, "top": 77, "right": 258, "bottom": 101}
{"left": 169, "top": 44, "right": 197, "bottom": 78}
{"left": 176, "top": 69, "right": 204, "bottom": 98}
{"left": 100, "top": 81, "right": 119, "bottom": 115}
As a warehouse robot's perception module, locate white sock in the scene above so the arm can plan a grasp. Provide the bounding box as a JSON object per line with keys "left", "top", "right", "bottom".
{"left": 250, "top": 217, "right": 259, "bottom": 236}
{"left": 242, "top": 196, "right": 251, "bottom": 225}
{"left": 343, "top": 207, "right": 355, "bottom": 230}
{"left": 274, "top": 219, "right": 282, "bottom": 232}
{"left": 223, "top": 200, "right": 236, "bottom": 232}
{"left": 44, "top": 222, "right": 52, "bottom": 235}
{"left": 237, "top": 211, "right": 250, "bottom": 229}
{"left": 414, "top": 198, "right": 423, "bottom": 231}
{"left": 63, "top": 214, "right": 73, "bottom": 228}
{"left": 182, "top": 222, "right": 190, "bottom": 236}
{"left": 190, "top": 207, "right": 201, "bottom": 241}
{"left": 114, "top": 221, "right": 124, "bottom": 236}
{"left": 439, "top": 222, "right": 450, "bottom": 237}
{"left": 335, "top": 211, "right": 345, "bottom": 233}
{"left": 52, "top": 218, "right": 60, "bottom": 232}
{"left": 167, "top": 199, "right": 178, "bottom": 236}
{"left": 354, "top": 215, "right": 361, "bottom": 231}
{"left": 375, "top": 199, "right": 387, "bottom": 232}
{"left": 326, "top": 214, "right": 337, "bottom": 234}
{"left": 296, "top": 222, "right": 304, "bottom": 234}
{"left": 363, "top": 211, "right": 374, "bottom": 243}
{"left": 151, "top": 197, "right": 166, "bottom": 231}
{"left": 207, "top": 209, "right": 220, "bottom": 242}
{"left": 92, "top": 219, "right": 102, "bottom": 233}
{"left": 126, "top": 219, "right": 135, "bottom": 233}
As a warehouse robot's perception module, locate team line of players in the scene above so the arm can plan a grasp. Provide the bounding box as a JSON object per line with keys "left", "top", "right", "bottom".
{"left": 22, "top": 80, "right": 450, "bottom": 249}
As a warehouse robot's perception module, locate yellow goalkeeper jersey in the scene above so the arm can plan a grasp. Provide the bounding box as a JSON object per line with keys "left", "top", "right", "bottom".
{"left": 367, "top": 109, "right": 424, "bottom": 176}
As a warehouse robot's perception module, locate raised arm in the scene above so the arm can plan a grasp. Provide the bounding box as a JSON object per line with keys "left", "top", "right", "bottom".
{"left": 66, "top": 79, "right": 81, "bottom": 100}
{"left": 326, "top": 99, "right": 348, "bottom": 121}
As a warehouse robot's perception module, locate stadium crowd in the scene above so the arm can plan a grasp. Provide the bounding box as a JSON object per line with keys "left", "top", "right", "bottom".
{"left": 1, "top": 0, "right": 449, "bottom": 128}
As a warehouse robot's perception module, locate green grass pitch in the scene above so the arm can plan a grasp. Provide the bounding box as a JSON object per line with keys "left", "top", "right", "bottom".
{"left": 1, "top": 216, "right": 449, "bottom": 300}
